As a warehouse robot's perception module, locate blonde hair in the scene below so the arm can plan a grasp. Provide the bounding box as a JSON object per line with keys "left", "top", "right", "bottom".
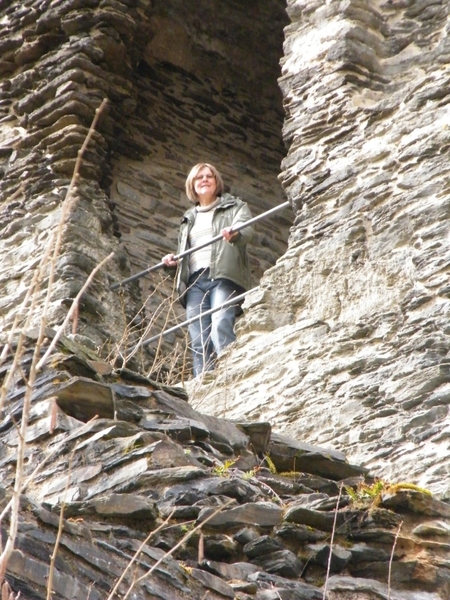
{"left": 185, "top": 163, "right": 224, "bottom": 202}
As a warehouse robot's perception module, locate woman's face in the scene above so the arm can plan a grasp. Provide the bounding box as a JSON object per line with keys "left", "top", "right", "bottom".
{"left": 193, "top": 166, "right": 217, "bottom": 204}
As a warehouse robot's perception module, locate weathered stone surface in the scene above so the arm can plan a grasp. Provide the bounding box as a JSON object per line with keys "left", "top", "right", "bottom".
{"left": 243, "top": 535, "right": 284, "bottom": 559}
{"left": 190, "top": 568, "right": 235, "bottom": 598}
{"left": 91, "top": 493, "right": 158, "bottom": 520}
{"left": 0, "top": 339, "right": 449, "bottom": 599}
{"left": 53, "top": 377, "right": 116, "bottom": 420}
{"left": 284, "top": 503, "right": 346, "bottom": 533}
{"left": 251, "top": 549, "right": 304, "bottom": 579}
{"left": 188, "top": 0, "right": 450, "bottom": 505}
{"left": 198, "top": 502, "right": 283, "bottom": 529}
{"left": 268, "top": 433, "right": 368, "bottom": 480}
{"left": 326, "top": 575, "right": 442, "bottom": 600}
{"left": 380, "top": 489, "right": 450, "bottom": 518}
{"left": 249, "top": 571, "right": 323, "bottom": 600}
{"left": 307, "top": 543, "right": 351, "bottom": 573}
{"left": 1, "top": 0, "right": 450, "bottom": 599}
{"left": 412, "top": 521, "right": 450, "bottom": 538}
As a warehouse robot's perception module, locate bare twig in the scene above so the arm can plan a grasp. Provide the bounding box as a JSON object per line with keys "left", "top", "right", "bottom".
{"left": 46, "top": 454, "right": 74, "bottom": 600}
{"left": 0, "top": 99, "right": 109, "bottom": 586}
{"left": 322, "top": 483, "right": 343, "bottom": 600}
{"left": 120, "top": 500, "right": 234, "bottom": 600}
{"left": 198, "top": 533, "right": 204, "bottom": 564}
{"left": 105, "top": 509, "right": 176, "bottom": 600}
{"left": 387, "top": 521, "right": 403, "bottom": 600}
{"left": 36, "top": 251, "right": 114, "bottom": 371}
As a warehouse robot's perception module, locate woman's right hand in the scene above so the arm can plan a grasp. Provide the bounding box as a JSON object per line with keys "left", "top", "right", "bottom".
{"left": 162, "top": 253, "right": 178, "bottom": 267}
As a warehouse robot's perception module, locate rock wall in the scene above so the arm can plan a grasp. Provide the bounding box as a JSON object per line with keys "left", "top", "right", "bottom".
{"left": 1, "top": 334, "right": 449, "bottom": 600}
{"left": 0, "top": 0, "right": 290, "bottom": 375}
{"left": 1, "top": 0, "right": 450, "bottom": 598}
{"left": 191, "top": 0, "right": 450, "bottom": 500}
{"left": 108, "top": 0, "right": 290, "bottom": 376}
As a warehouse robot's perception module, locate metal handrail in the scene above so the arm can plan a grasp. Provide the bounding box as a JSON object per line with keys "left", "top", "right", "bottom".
{"left": 110, "top": 200, "right": 290, "bottom": 290}
{"left": 136, "top": 287, "right": 257, "bottom": 350}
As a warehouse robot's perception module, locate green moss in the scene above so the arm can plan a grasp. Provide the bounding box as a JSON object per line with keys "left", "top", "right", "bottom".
{"left": 345, "top": 479, "right": 433, "bottom": 509}
{"left": 264, "top": 455, "right": 277, "bottom": 474}
{"left": 212, "top": 458, "right": 238, "bottom": 477}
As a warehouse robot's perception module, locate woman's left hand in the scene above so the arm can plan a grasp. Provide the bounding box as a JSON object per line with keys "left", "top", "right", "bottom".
{"left": 221, "top": 227, "right": 239, "bottom": 242}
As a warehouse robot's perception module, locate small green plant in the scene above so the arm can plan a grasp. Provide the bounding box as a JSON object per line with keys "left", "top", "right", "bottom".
{"left": 123, "top": 438, "right": 144, "bottom": 454}
{"left": 345, "top": 479, "right": 432, "bottom": 509}
{"left": 211, "top": 458, "right": 238, "bottom": 477}
{"left": 264, "top": 455, "right": 277, "bottom": 474}
{"left": 180, "top": 562, "right": 192, "bottom": 575}
{"left": 279, "top": 471, "right": 301, "bottom": 478}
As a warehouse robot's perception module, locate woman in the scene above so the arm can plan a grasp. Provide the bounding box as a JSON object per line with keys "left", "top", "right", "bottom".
{"left": 162, "top": 163, "right": 254, "bottom": 377}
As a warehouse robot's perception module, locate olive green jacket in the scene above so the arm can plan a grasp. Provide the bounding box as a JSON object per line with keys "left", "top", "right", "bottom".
{"left": 175, "top": 194, "right": 254, "bottom": 306}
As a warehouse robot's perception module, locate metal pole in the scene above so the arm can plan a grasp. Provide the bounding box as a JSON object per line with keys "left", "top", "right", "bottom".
{"left": 136, "top": 287, "right": 257, "bottom": 350}
{"left": 110, "top": 200, "right": 290, "bottom": 291}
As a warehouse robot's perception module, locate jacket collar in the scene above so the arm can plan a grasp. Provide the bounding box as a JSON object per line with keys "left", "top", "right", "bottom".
{"left": 182, "top": 193, "right": 239, "bottom": 222}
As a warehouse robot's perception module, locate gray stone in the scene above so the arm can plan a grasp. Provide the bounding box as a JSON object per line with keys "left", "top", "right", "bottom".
{"left": 249, "top": 572, "right": 322, "bottom": 600}
{"left": 307, "top": 543, "right": 352, "bottom": 572}
{"left": 243, "top": 535, "right": 284, "bottom": 558}
{"left": 205, "top": 476, "right": 262, "bottom": 504}
{"left": 267, "top": 434, "right": 368, "bottom": 480}
{"left": 275, "top": 523, "right": 327, "bottom": 544}
{"left": 197, "top": 501, "right": 283, "bottom": 528}
{"left": 140, "top": 416, "right": 209, "bottom": 443}
{"left": 53, "top": 377, "right": 115, "bottom": 421}
{"left": 203, "top": 534, "right": 239, "bottom": 560}
{"left": 92, "top": 493, "right": 158, "bottom": 520}
{"left": 284, "top": 503, "right": 346, "bottom": 533}
{"left": 233, "top": 527, "right": 260, "bottom": 545}
{"left": 190, "top": 568, "right": 235, "bottom": 598}
{"left": 412, "top": 521, "right": 450, "bottom": 538}
{"left": 200, "top": 559, "right": 260, "bottom": 581}
{"left": 251, "top": 549, "right": 304, "bottom": 579}
{"left": 348, "top": 543, "right": 391, "bottom": 564}
{"left": 380, "top": 490, "right": 450, "bottom": 518}
{"left": 235, "top": 421, "right": 272, "bottom": 454}
{"left": 326, "top": 575, "right": 442, "bottom": 600}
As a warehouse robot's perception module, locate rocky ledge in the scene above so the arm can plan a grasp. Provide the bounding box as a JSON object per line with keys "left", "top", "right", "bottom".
{"left": 0, "top": 333, "right": 449, "bottom": 600}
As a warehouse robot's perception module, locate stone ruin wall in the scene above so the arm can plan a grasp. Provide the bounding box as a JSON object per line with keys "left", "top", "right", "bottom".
{"left": 1, "top": 0, "right": 450, "bottom": 501}
{"left": 0, "top": 0, "right": 290, "bottom": 375}
{"left": 192, "top": 0, "right": 450, "bottom": 500}
{"left": 109, "top": 0, "right": 290, "bottom": 375}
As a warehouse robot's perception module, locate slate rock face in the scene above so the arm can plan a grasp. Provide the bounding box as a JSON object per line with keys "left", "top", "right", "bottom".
{"left": 0, "top": 336, "right": 449, "bottom": 599}
{"left": 0, "top": 0, "right": 450, "bottom": 598}
{"left": 0, "top": 0, "right": 290, "bottom": 371}
{"left": 189, "top": 0, "right": 450, "bottom": 502}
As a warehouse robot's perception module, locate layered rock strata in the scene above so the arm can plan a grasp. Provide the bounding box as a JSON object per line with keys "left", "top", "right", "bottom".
{"left": 0, "top": 0, "right": 290, "bottom": 376}
{"left": 0, "top": 335, "right": 449, "bottom": 599}
{"left": 190, "top": 0, "right": 450, "bottom": 500}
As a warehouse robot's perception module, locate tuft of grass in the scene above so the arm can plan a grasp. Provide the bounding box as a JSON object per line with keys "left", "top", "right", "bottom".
{"left": 211, "top": 458, "right": 238, "bottom": 477}
{"left": 344, "top": 479, "right": 432, "bottom": 509}
{"left": 264, "top": 455, "right": 277, "bottom": 474}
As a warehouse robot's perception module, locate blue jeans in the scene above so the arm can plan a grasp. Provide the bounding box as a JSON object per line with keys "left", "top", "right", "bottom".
{"left": 185, "top": 269, "right": 244, "bottom": 376}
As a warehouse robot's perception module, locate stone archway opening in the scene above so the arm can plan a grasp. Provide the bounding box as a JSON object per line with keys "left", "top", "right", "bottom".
{"left": 109, "top": 0, "right": 291, "bottom": 381}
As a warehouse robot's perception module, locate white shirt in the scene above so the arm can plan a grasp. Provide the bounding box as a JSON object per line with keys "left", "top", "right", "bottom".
{"left": 188, "top": 199, "right": 219, "bottom": 274}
